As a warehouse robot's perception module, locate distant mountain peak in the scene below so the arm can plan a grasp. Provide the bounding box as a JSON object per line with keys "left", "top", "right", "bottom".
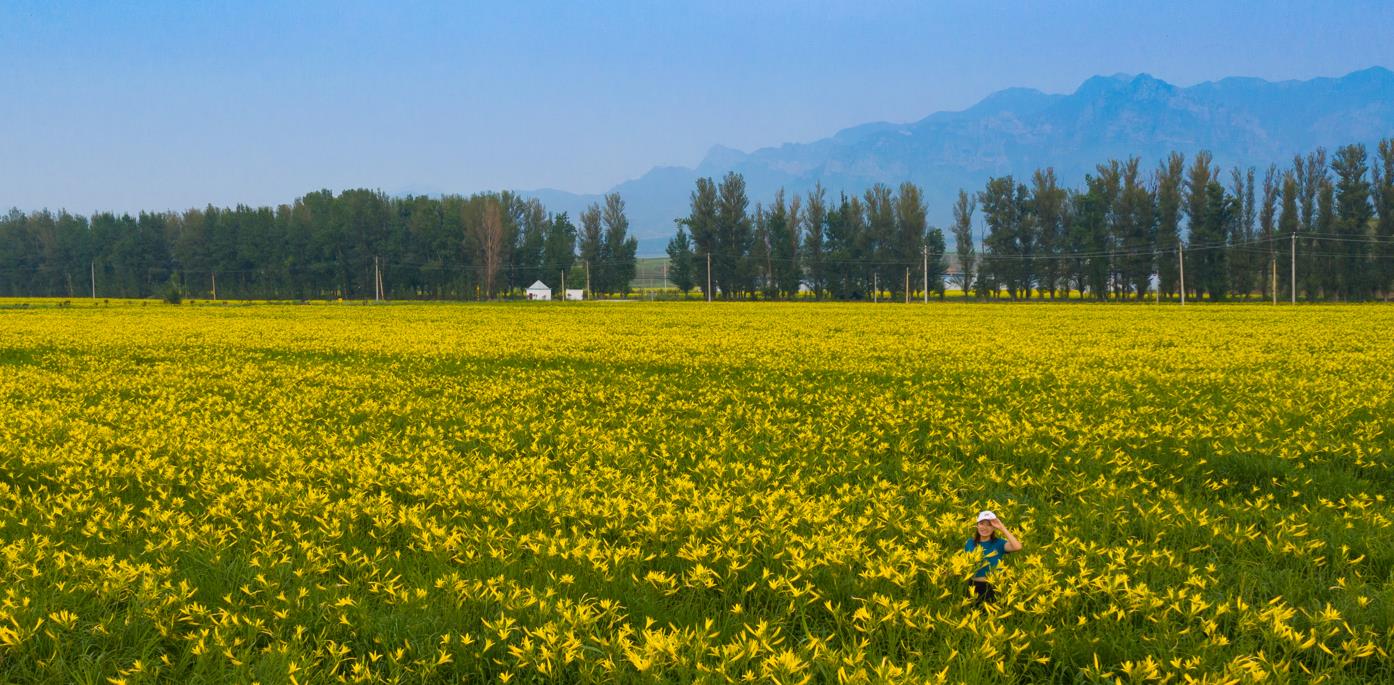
{"left": 526, "top": 66, "right": 1394, "bottom": 255}
{"left": 958, "top": 86, "right": 1056, "bottom": 114}
{"left": 1074, "top": 72, "right": 1173, "bottom": 97}
{"left": 1341, "top": 64, "right": 1394, "bottom": 85}
{"left": 700, "top": 144, "right": 747, "bottom": 170}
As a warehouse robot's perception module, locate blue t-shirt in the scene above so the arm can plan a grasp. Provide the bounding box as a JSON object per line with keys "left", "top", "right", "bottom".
{"left": 965, "top": 538, "right": 1009, "bottom": 578}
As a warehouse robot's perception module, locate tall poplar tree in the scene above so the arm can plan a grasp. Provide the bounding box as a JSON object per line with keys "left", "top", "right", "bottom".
{"left": 1375, "top": 139, "right": 1394, "bottom": 297}
{"left": 769, "top": 190, "right": 802, "bottom": 298}
{"left": 715, "top": 172, "right": 752, "bottom": 298}
{"left": 1330, "top": 144, "right": 1372, "bottom": 299}
{"left": 750, "top": 203, "right": 773, "bottom": 298}
{"left": 925, "top": 227, "right": 948, "bottom": 298}
{"left": 602, "top": 192, "right": 638, "bottom": 295}
{"left": 578, "top": 203, "right": 605, "bottom": 295}
{"left": 1030, "top": 169, "right": 1066, "bottom": 298}
{"left": 824, "top": 194, "right": 865, "bottom": 299}
{"left": 665, "top": 226, "right": 696, "bottom": 295}
{"left": 893, "top": 182, "right": 927, "bottom": 298}
{"left": 980, "top": 176, "right": 1030, "bottom": 299}
{"left": 951, "top": 190, "right": 977, "bottom": 298}
{"left": 1227, "top": 167, "right": 1257, "bottom": 298}
{"left": 1154, "top": 153, "right": 1185, "bottom": 300}
{"left": 863, "top": 184, "right": 896, "bottom": 298}
{"left": 541, "top": 212, "right": 577, "bottom": 295}
{"left": 1072, "top": 166, "right": 1118, "bottom": 300}
{"left": 1258, "top": 166, "right": 1279, "bottom": 299}
{"left": 1112, "top": 158, "right": 1155, "bottom": 299}
{"left": 1190, "top": 180, "right": 1232, "bottom": 301}
{"left": 1183, "top": 152, "right": 1218, "bottom": 300}
{"left": 801, "top": 183, "right": 827, "bottom": 298}
{"left": 479, "top": 199, "right": 505, "bottom": 298}
{"left": 515, "top": 198, "right": 548, "bottom": 289}
{"left": 1296, "top": 149, "right": 1327, "bottom": 297}
{"left": 1277, "top": 171, "right": 1300, "bottom": 298}
{"left": 681, "top": 178, "right": 719, "bottom": 299}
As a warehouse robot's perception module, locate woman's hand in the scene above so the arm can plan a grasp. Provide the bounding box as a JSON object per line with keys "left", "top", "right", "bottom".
{"left": 993, "top": 519, "right": 1023, "bottom": 552}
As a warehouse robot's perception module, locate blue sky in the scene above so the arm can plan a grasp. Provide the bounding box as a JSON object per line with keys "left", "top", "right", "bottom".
{"left": 3, "top": 1, "right": 1392, "bottom": 214}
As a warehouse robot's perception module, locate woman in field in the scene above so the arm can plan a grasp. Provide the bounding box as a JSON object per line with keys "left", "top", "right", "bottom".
{"left": 965, "top": 510, "right": 1022, "bottom": 606}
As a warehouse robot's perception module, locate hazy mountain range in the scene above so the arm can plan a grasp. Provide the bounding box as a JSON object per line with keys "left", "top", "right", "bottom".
{"left": 523, "top": 67, "right": 1394, "bottom": 254}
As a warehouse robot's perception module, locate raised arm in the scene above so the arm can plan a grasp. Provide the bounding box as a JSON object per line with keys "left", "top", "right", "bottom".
{"left": 992, "top": 519, "right": 1023, "bottom": 552}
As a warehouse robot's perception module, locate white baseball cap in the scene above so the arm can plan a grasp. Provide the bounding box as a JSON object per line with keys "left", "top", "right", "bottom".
{"left": 976, "top": 510, "right": 997, "bottom": 522}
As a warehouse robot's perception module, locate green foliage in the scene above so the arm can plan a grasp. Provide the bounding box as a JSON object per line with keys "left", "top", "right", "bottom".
{"left": 542, "top": 212, "right": 578, "bottom": 293}
{"left": 749, "top": 204, "right": 773, "bottom": 298}
{"left": 1331, "top": 144, "right": 1373, "bottom": 299}
{"left": 665, "top": 227, "right": 696, "bottom": 294}
{"left": 1031, "top": 169, "right": 1067, "bottom": 298}
{"left": 1155, "top": 153, "right": 1186, "bottom": 300}
{"left": 951, "top": 190, "right": 976, "bottom": 297}
{"left": 1376, "top": 140, "right": 1394, "bottom": 296}
{"left": 925, "top": 227, "right": 947, "bottom": 297}
{"left": 801, "top": 183, "right": 827, "bottom": 299}
{"left": 163, "top": 272, "right": 184, "bottom": 304}
{"left": 0, "top": 189, "right": 637, "bottom": 301}
{"left": 768, "top": 190, "right": 802, "bottom": 298}
{"left": 979, "top": 176, "right": 1033, "bottom": 299}
{"left": 578, "top": 203, "right": 604, "bottom": 295}
{"left": 603, "top": 193, "right": 638, "bottom": 296}
{"left": 3, "top": 138, "right": 1390, "bottom": 303}
{"left": 1116, "top": 158, "right": 1156, "bottom": 300}
{"left": 715, "top": 172, "right": 752, "bottom": 298}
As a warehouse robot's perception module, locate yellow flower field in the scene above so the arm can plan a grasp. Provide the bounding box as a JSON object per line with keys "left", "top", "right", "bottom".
{"left": 1, "top": 301, "right": 1391, "bottom": 683}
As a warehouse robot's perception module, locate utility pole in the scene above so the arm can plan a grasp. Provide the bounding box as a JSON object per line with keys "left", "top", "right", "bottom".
{"left": 1178, "top": 245, "right": 1186, "bottom": 306}
{"left": 373, "top": 256, "right": 382, "bottom": 302}
{"left": 904, "top": 268, "right": 910, "bottom": 304}
{"left": 561, "top": 270, "right": 566, "bottom": 300}
{"left": 90, "top": 260, "right": 96, "bottom": 299}
{"left": 212, "top": 272, "right": 218, "bottom": 301}
{"left": 585, "top": 260, "right": 591, "bottom": 300}
{"left": 1290, "top": 232, "right": 1296, "bottom": 304}
{"left": 923, "top": 247, "right": 929, "bottom": 304}
{"left": 1271, "top": 252, "right": 1277, "bottom": 305}
{"left": 873, "top": 272, "right": 879, "bottom": 303}
{"left": 706, "top": 252, "right": 712, "bottom": 302}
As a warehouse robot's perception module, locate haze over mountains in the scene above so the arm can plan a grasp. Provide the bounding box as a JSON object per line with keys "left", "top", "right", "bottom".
{"left": 524, "top": 67, "right": 1394, "bottom": 254}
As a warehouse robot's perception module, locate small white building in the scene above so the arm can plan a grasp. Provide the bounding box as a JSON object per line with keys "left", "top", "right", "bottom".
{"left": 565, "top": 289, "right": 584, "bottom": 301}
{"left": 526, "top": 280, "right": 552, "bottom": 300}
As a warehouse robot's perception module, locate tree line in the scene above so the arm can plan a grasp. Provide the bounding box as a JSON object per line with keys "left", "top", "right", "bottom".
{"left": 666, "top": 139, "right": 1394, "bottom": 301}
{"left": 5, "top": 138, "right": 1393, "bottom": 302}
{"left": 666, "top": 174, "right": 948, "bottom": 300}
{"left": 0, "top": 189, "right": 637, "bottom": 300}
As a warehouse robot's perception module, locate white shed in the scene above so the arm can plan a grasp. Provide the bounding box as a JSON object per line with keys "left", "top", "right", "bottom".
{"left": 526, "top": 280, "right": 552, "bottom": 300}
{"left": 565, "top": 289, "right": 584, "bottom": 301}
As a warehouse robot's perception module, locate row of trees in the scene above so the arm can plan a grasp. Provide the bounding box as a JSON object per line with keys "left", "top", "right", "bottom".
{"left": 666, "top": 139, "right": 1394, "bottom": 301}
{"left": 5, "top": 139, "right": 1391, "bottom": 302}
{"left": 666, "top": 175, "right": 948, "bottom": 300}
{"left": 0, "top": 190, "right": 639, "bottom": 300}
{"left": 962, "top": 142, "right": 1394, "bottom": 301}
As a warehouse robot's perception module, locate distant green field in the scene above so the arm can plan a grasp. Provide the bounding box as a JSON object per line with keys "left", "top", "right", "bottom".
{"left": 632, "top": 256, "right": 674, "bottom": 291}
